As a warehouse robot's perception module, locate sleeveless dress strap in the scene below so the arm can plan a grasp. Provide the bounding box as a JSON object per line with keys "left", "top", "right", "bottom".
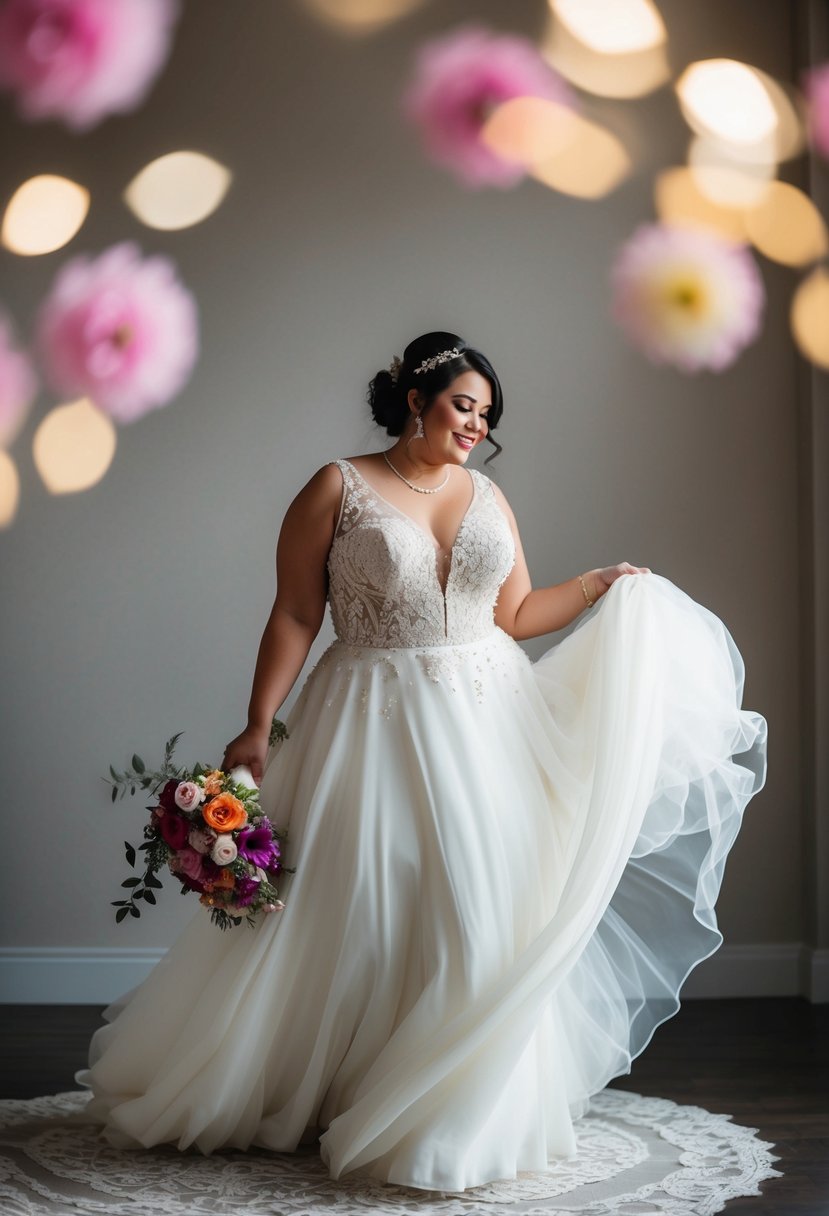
{"left": 329, "top": 459, "right": 355, "bottom": 536}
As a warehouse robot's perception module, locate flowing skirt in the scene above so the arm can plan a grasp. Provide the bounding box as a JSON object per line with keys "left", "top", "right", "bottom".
{"left": 75, "top": 572, "right": 767, "bottom": 1192}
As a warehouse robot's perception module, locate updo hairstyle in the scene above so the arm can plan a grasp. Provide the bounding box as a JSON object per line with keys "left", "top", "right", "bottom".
{"left": 367, "top": 331, "right": 503, "bottom": 463}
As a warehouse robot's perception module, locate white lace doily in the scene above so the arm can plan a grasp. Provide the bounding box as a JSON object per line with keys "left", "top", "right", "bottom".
{"left": 0, "top": 1088, "right": 782, "bottom": 1216}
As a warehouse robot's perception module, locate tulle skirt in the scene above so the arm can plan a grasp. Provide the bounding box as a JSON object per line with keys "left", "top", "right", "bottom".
{"left": 75, "top": 572, "right": 767, "bottom": 1193}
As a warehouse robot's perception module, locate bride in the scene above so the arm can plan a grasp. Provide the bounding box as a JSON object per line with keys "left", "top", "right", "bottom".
{"left": 76, "top": 331, "right": 768, "bottom": 1194}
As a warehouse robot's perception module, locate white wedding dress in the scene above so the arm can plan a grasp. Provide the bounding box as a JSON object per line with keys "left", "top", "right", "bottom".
{"left": 76, "top": 457, "right": 768, "bottom": 1194}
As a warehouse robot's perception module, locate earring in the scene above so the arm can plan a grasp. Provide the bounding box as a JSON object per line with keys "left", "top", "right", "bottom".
{"left": 406, "top": 412, "right": 424, "bottom": 449}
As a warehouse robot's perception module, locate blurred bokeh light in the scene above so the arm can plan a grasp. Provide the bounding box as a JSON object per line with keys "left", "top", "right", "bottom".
{"left": 654, "top": 166, "right": 748, "bottom": 243}
{"left": 480, "top": 98, "right": 579, "bottom": 171}
{"left": 541, "top": 7, "right": 670, "bottom": 98}
{"left": 124, "top": 151, "right": 232, "bottom": 231}
{"left": 744, "top": 181, "right": 828, "bottom": 267}
{"left": 549, "top": 0, "right": 666, "bottom": 55}
{"left": 33, "top": 397, "right": 118, "bottom": 494}
{"left": 791, "top": 267, "right": 829, "bottom": 369}
{"left": 529, "top": 113, "right": 631, "bottom": 198}
{"left": 2, "top": 174, "right": 90, "bottom": 256}
{"left": 301, "top": 0, "right": 426, "bottom": 35}
{"left": 688, "top": 136, "right": 774, "bottom": 209}
{"left": 0, "top": 449, "right": 20, "bottom": 527}
{"left": 676, "top": 60, "right": 778, "bottom": 146}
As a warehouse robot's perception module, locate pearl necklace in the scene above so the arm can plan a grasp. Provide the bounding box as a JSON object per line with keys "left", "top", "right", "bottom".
{"left": 382, "top": 450, "right": 450, "bottom": 494}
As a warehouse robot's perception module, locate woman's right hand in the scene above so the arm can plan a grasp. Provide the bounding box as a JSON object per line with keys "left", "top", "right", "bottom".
{"left": 221, "top": 726, "right": 270, "bottom": 787}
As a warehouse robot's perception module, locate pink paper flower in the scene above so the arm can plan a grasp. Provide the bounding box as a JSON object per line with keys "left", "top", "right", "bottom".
{"left": 403, "top": 23, "right": 575, "bottom": 188}
{"left": 0, "top": 0, "right": 179, "bottom": 131}
{"left": 610, "top": 223, "right": 765, "bottom": 373}
{"left": 35, "top": 241, "right": 198, "bottom": 423}
{"left": 804, "top": 62, "right": 829, "bottom": 159}
{"left": 0, "top": 314, "right": 37, "bottom": 447}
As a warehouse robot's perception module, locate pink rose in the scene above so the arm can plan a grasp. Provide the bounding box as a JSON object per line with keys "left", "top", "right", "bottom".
{"left": 403, "top": 23, "right": 576, "bottom": 188}
{"left": 0, "top": 0, "right": 180, "bottom": 132}
{"left": 210, "top": 834, "right": 237, "bottom": 866}
{"left": 173, "top": 780, "right": 203, "bottom": 813}
{"left": 188, "top": 825, "right": 216, "bottom": 855}
{"left": 35, "top": 241, "right": 199, "bottom": 425}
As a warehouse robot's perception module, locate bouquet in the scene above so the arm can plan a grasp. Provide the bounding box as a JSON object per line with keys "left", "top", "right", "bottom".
{"left": 107, "top": 726, "right": 291, "bottom": 931}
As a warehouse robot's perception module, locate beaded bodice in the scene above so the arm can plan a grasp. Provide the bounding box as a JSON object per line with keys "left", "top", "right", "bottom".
{"left": 326, "top": 458, "right": 516, "bottom": 648}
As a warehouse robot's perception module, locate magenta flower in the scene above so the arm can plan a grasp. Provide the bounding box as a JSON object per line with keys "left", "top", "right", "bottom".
{"left": 35, "top": 241, "right": 198, "bottom": 423}
{"left": 232, "top": 872, "right": 261, "bottom": 908}
{"left": 237, "top": 820, "right": 280, "bottom": 868}
{"left": 0, "top": 314, "right": 37, "bottom": 447}
{"left": 158, "top": 810, "right": 189, "bottom": 852}
{"left": 804, "top": 63, "right": 829, "bottom": 160}
{"left": 403, "top": 23, "right": 576, "bottom": 188}
{"left": 610, "top": 223, "right": 765, "bottom": 373}
{"left": 0, "top": 0, "right": 180, "bottom": 132}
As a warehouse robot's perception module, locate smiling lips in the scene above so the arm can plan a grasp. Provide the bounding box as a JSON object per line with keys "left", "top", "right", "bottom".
{"left": 453, "top": 434, "right": 475, "bottom": 450}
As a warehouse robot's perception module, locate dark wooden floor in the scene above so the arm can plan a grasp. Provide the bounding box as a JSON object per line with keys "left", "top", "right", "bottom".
{"left": 1, "top": 997, "right": 826, "bottom": 1214}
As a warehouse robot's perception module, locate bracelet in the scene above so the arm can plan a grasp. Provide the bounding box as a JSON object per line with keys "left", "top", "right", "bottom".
{"left": 578, "top": 573, "right": 595, "bottom": 607}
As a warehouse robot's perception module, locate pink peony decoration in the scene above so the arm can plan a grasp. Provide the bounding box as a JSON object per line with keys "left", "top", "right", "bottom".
{"left": 0, "top": 314, "right": 37, "bottom": 446}
{"left": 0, "top": 0, "right": 180, "bottom": 131}
{"left": 610, "top": 223, "right": 765, "bottom": 373}
{"left": 402, "top": 23, "right": 576, "bottom": 188}
{"left": 804, "top": 63, "right": 829, "bottom": 160}
{"left": 35, "top": 241, "right": 198, "bottom": 423}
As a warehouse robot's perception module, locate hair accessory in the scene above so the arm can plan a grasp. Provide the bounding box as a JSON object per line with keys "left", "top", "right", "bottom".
{"left": 389, "top": 355, "right": 402, "bottom": 384}
{"left": 383, "top": 450, "right": 450, "bottom": 493}
{"left": 413, "top": 346, "right": 461, "bottom": 375}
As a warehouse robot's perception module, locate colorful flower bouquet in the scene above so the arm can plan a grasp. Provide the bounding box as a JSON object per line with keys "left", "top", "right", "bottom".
{"left": 107, "top": 726, "right": 290, "bottom": 931}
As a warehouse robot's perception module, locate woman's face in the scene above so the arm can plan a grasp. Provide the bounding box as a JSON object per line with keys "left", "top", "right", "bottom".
{"left": 411, "top": 371, "right": 493, "bottom": 464}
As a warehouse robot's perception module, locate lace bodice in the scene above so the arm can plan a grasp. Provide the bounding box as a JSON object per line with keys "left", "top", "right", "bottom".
{"left": 326, "top": 458, "right": 516, "bottom": 648}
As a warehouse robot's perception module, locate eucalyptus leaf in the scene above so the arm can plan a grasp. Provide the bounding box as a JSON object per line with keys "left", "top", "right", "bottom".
{"left": 116, "top": 907, "right": 130, "bottom": 923}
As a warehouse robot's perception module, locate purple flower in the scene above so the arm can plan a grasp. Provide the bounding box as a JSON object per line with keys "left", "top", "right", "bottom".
{"left": 0, "top": 0, "right": 180, "bottom": 132}
{"left": 402, "top": 23, "right": 576, "bottom": 188}
{"left": 233, "top": 872, "right": 261, "bottom": 908}
{"left": 804, "top": 63, "right": 829, "bottom": 160}
{"left": 35, "top": 240, "right": 199, "bottom": 424}
{"left": 236, "top": 820, "right": 279, "bottom": 868}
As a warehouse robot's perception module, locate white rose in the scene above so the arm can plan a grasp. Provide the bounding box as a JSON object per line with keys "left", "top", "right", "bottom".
{"left": 211, "top": 835, "right": 237, "bottom": 866}
{"left": 229, "top": 764, "right": 258, "bottom": 790}
{"left": 174, "top": 781, "right": 205, "bottom": 812}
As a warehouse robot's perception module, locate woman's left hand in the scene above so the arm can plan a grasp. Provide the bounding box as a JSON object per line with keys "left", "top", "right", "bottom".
{"left": 594, "top": 562, "right": 651, "bottom": 598}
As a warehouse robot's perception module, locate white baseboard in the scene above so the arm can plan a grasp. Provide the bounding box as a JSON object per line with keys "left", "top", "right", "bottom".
{"left": 1, "top": 943, "right": 828, "bottom": 1004}
{"left": 0, "top": 948, "right": 164, "bottom": 1005}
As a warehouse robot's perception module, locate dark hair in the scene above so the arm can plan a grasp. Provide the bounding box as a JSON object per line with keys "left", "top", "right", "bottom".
{"left": 367, "top": 331, "right": 503, "bottom": 464}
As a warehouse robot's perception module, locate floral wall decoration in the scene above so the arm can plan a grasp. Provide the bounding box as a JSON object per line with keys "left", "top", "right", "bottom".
{"left": 0, "top": 0, "right": 180, "bottom": 131}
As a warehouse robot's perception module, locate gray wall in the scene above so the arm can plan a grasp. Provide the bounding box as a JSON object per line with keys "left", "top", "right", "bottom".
{"left": 0, "top": 0, "right": 822, "bottom": 996}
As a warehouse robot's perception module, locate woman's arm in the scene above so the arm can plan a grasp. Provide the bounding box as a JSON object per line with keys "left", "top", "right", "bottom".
{"left": 490, "top": 482, "right": 650, "bottom": 642}
{"left": 221, "top": 462, "right": 343, "bottom": 781}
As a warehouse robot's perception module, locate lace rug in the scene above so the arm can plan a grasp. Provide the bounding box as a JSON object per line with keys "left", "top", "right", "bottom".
{"left": 0, "top": 1088, "right": 782, "bottom": 1216}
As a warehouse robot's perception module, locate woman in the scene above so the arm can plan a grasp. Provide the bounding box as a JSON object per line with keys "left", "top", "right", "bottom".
{"left": 77, "top": 331, "right": 768, "bottom": 1194}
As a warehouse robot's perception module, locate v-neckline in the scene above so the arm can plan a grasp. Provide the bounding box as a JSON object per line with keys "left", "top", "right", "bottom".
{"left": 342, "top": 458, "right": 477, "bottom": 602}
{"left": 343, "top": 458, "right": 477, "bottom": 557}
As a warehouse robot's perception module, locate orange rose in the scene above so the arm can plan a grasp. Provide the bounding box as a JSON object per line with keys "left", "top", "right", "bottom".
{"left": 201, "top": 769, "right": 224, "bottom": 797}
{"left": 202, "top": 792, "right": 248, "bottom": 832}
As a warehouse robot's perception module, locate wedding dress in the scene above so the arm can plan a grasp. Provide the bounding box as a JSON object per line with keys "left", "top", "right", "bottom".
{"left": 75, "top": 457, "right": 768, "bottom": 1194}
